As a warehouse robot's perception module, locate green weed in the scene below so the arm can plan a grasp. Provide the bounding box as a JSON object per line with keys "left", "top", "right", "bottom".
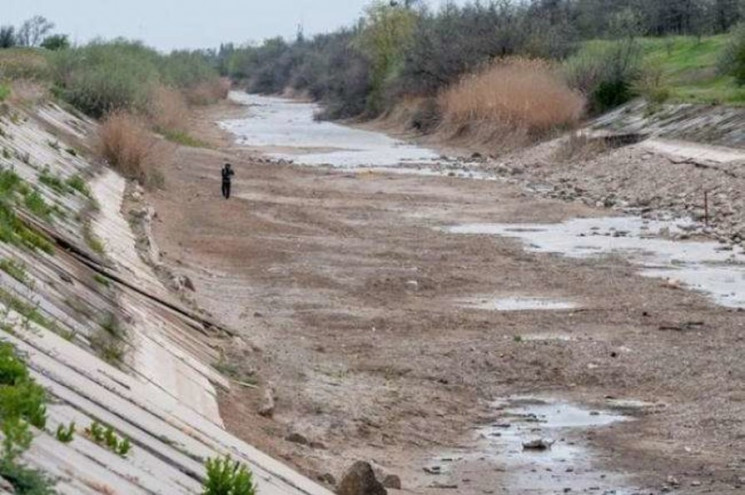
{"left": 55, "top": 422, "right": 75, "bottom": 443}
{"left": 0, "top": 202, "right": 54, "bottom": 254}
{"left": 0, "top": 259, "right": 28, "bottom": 285}
{"left": 158, "top": 128, "right": 208, "bottom": 148}
{"left": 0, "top": 85, "right": 9, "bottom": 102}
{"left": 89, "top": 313, "right": 125, "bottom": 365}
{"left": 65, "top": 174, "right": 89, "bottom": 197}
{"left": 85, "top": 421, "right": 132, "bottom": 458}
{"left": 0, "top": 289, "right": 53, "bottom": 331}
{"left": 203, "top": 456, "right": 257, "bottom": 495}
{"left": 38, "top": 169, "right": 69, "bottom": 195}
{"left": 93, "top": 274, "right": 110, "bottom": 288}
{"left": 23, "top": 190, "right": 52, "bottom": 219}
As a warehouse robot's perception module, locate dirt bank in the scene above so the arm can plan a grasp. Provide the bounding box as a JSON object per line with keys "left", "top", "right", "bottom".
{"left": 145, "top": 99, "right": 745, "bottom": 494}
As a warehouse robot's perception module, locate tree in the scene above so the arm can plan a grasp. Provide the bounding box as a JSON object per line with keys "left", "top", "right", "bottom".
{"left": 16, "top": 16, "right": 55, "bottom": 47}
{"left": 0, "top": 26, "right": 15, "bottom": 48}
{"left": 354, "top": 0, "right": 417, "bottom": 112}
{"left": 40, "top": 34, "right": 69, "bottom": 51}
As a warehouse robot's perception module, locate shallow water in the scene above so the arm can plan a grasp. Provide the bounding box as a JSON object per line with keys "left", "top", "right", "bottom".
{"left": 483, "top": 398, "right": 633, "bottom": 494}
{"left": 220, "top": 92, "right": 441, "bottom": 168}
{"left": 428, "top": 398, "right": 636, "bottom": 494}
{"left": 447, "top": 216, "right": 745, "bottom": 309}
{"left": 464, "top": 296, "right": 578, "bottom": 311}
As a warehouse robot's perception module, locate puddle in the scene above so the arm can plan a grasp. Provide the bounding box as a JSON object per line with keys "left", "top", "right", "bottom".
{"left": 426, "top": 398, "right": 637, "bottom": 494}
{"left": 446, "top": 216, "right": 745, "bottom": 309}
{"left": 464, "top": 296, "right": 578, "bottom": 311}
{"left": 220, "top": 93, "right": 441, "bottom": 168}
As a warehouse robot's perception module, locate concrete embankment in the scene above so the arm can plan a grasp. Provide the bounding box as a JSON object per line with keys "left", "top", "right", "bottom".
{"left": 0, "top": 99, "right": 332, "bottom": 494}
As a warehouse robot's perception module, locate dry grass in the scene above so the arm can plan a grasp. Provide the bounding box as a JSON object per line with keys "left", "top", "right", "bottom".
{"left": 96, "top": 111, "right": 165, "bottom": 187}
{"left": 184, "top": 77, "right": 231, "bottom": 105}
{"left": 148, "top": 85, "right": 189, "bottom": 132}
{"left": 438, "top": 58, "right": 585, "bottom": 150}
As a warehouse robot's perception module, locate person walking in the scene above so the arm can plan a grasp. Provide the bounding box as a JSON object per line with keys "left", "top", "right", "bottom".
{"left": 221, "top": 163, "right": 234, "bottom": 199}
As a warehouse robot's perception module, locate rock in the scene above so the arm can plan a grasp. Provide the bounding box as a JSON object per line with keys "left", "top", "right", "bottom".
{"left": 0, "top": 476, "right": 14, "bottom": 493}
{"left": 258, "top": 387, "right": 275, "bottom": 418}
{"left": 405, "top": 280, "right": 419, "bottom": 291}
{"left": 666, "top": 475, "right": 680, "bottom": 486}
{"left": 319, "top": 473, "right": 336, "bottom": 486}
{"left": 522, "top": 438, "right": 555, "bottom": 450}
{"left": 423, "top": 466, "right": 442, "bottom": 475}
{"left": 285, "top": 432, "right": 309, "bottom": 445}
{"left": 337, "top": 461, "right": 387, "bottom": 495}
{"left": 381, "top": 474, "right": 402, "bottom": 490}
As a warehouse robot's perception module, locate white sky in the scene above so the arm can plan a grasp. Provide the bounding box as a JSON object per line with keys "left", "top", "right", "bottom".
{"left": 5, "top": 0, "right": 460, "bottom": 51}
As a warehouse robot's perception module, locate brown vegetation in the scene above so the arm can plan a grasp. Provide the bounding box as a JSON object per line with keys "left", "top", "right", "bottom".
{"left": 96, "top": 111, "right": 165, "bottom": 187}
{"left": 148, "top": 85, "right": 189, "bottom": 132}
{"left": 438, "top": 58, "right": 585, "bottom": 150}
{"left": 184, "top": 77, "right": 231, "bottom": 105}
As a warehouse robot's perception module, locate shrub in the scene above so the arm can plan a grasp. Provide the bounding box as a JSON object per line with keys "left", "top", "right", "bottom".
{"left": 564, "top": 40, "right": 643, "bottom": 113}
{"left": 96, "top": 111, "right": 158, "bottom": 183}
{"left": 48, "top": 40, "right": 161, "bottom": 118}
{"left": 203, "top": 456, "right": 256, "bottom": 495}
{"left": 719, "top": 22, "right": 745, "bottom": 85}
{"left": 148, "top": 85, "right": 189, "bottom": 133}
{"left": 438, "top": 58, "right": 585, "bottom": 147}
{"left": 0, "top": 342, "right": 48, "bottom": 465}
{"left": 0, "top": 48, "right": 49, "bottom": 81}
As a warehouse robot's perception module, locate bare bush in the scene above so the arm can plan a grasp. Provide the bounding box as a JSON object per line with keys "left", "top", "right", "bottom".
{"left": 438, "top": 58, "right": 585, "bottom": 150}
{"left": 96, "top": 111, "right": 161, "bottom": 186}
{"left": 184, "top": 78, "right": 231, "bottom": 105}
{"left": 148, "top": 85, "right": 189, "bottom": 132}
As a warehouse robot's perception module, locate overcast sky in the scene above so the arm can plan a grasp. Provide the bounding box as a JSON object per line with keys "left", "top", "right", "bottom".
{"left": 6, "top": 1, "right": 457, "bottom": 52}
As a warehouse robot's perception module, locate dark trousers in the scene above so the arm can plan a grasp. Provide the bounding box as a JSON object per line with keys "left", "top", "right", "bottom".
{"left": 222, "top": 181, "right": 231, "bottom": 199}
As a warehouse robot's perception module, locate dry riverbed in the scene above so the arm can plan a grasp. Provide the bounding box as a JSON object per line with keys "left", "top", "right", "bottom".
{"left": 144, "top": 95, "right": 745, "bottom": 494}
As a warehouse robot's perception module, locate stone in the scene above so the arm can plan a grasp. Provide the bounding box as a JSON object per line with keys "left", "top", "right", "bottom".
{"left": 522, "top": 438, "right": 555, "bottom": 450}
{"left": 381, "top": 474, "right": 402, "bottom": 490}
{"left": 0, "top": 476, "right": 13, "bottom": 493}
{"left": 337, "top": 461, "right": 387, "bottom": 495}
{"left": 258, "top": 387, "right": 275, "bottom": 418}
{"left": 285, "top": 432, "right": 309, "bottom": 445}
{"left": 405, "top": 280, "right": 419, "bottom": 291}
{"left": 319, "top": 473, "right": 336, "bottom": 486}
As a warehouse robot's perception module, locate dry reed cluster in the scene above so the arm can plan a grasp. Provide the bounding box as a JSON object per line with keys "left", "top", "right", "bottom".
{"left": 438, "top": 58, "right": 585, "bottom": 149}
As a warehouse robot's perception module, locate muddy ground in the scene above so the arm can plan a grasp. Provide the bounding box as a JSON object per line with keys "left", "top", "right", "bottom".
{"left": 144, "top": 100, "right": 745, "bottom": 494}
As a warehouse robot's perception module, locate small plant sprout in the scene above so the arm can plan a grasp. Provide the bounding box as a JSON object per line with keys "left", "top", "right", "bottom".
{"left": 55, "top": 422, "right": 75, "bottom": 443}
{"left": 86, "top": 421, "right": 105, "bottom": 443}
{"left": 203, "top": 455, "right": 257, "bottom": 495}
{"left": 116, "top": 437, "right": 131, "bottom": 457}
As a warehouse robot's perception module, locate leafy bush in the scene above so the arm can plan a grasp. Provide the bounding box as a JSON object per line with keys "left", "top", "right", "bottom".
{"left": 203, "top": 456, "right": 256, "bottom": 495}
{"left": 718, "top": 22, "right": 745, "bottom": 85}
{"left": 48, "top": 40, "right": 226, "bottom": 118}
{"left": 48, "top": 40, "right": 161, "bottom": 118}
{"left": 0, "top": 458, "right": 55, "bottom": 495}
{"left": 564, "top": 40, "right": 643, "bottom": 113}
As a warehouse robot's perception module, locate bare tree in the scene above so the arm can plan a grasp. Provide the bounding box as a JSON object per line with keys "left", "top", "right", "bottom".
{"left": 16, "top": 16, "right": 55, "bottom": 47}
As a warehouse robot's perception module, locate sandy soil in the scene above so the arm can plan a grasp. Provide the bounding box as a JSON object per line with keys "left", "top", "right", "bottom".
{"left": 144, "top": 100, "right": 745, "bottom": 494}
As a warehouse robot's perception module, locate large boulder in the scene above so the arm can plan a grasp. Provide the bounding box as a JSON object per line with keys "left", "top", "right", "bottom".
{"left": 337, "top": 461, "right": 387, "bottom": 495}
